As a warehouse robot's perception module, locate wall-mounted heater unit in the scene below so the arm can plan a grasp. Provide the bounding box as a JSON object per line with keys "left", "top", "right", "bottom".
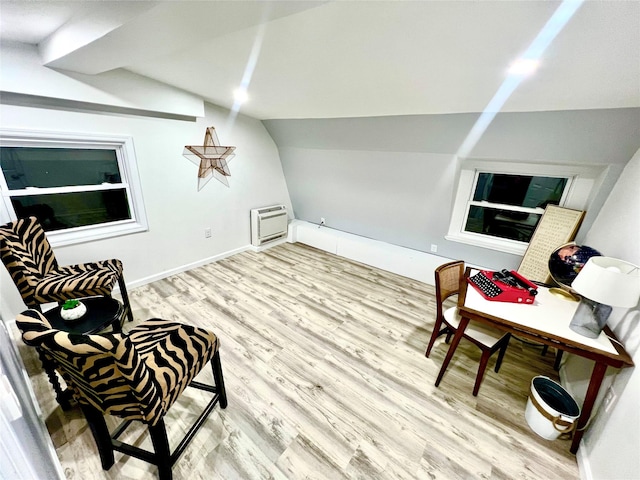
{"left": 251, "top": 205, "right": 288, "bottom": 246}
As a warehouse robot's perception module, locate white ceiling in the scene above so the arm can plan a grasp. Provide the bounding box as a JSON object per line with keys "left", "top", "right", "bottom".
{"left": 1, "top": 0, "right": 638, "bottom": 120}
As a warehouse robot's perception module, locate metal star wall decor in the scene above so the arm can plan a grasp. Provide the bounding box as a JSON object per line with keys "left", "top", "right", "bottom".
{"left": 183, "top": 127, "right": 236, "bottom": 190}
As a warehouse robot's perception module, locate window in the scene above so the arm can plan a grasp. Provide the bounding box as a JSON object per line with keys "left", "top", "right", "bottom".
{"left": 0, "top": 129, "right": 147, "bottom": 246}
{"left": 447, "top": 159, "right": 604, "bottom": 255}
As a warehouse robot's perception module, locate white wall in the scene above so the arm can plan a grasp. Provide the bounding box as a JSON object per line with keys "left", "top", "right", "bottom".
{"left": 265, "top": 109, "right": 638, "bottom": 270}
{"left": 0, "top": 42, "right": 293, "bottom": 321}
{"left": 566, "top": 149, "right": 640, "bottom": 480}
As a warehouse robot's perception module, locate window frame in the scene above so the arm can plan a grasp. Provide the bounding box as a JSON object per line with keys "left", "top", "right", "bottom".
{"left": 446, "top": 159, "right": 604, "bottom": 255}
{"left": 0, "top": 129, "right": 148, "bottom": 247}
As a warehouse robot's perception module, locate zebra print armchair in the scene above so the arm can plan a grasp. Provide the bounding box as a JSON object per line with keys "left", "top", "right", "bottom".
{"left": 0, "top": 216, "right": 133, "bottom": 322}
{"left": 16, "top": 309, "right": 228, "bottom": 480}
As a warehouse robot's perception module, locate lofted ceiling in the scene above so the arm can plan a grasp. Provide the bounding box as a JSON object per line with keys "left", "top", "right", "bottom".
{"left": 0, "top": 0, "right": 638, "bottom": 120}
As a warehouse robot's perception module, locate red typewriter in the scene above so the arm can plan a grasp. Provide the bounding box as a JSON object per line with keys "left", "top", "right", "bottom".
{"left": 467, "top": 269, "right": 538, "bottom": 304}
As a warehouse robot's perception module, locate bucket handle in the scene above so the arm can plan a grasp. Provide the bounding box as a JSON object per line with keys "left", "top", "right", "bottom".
{"left": 529, "top": 387, "right": 578, "bottom": 436}
{"left": 552, "top": 415, "right": 577, "bottom": 434}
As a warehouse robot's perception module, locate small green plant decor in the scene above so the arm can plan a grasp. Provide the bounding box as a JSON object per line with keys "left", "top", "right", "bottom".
{"left": 60, "top": 299, "right": 87, "bottom": 321}
{"left": 62, "top": 299, "right": 81, "bottom": 310}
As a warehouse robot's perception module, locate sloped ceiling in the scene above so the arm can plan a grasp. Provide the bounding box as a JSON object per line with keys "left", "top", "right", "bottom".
{"left": 0, "top": 0, "right": 638, "bottom": 120}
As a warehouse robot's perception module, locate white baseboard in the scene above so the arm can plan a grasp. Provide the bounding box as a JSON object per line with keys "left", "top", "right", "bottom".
{"left": 289, "top": 220, "right": 451, "bottom": 285}
{"left": 576, "top": 445, "right": 592, "bottom": 480}
{"left": 126, "top": 244, "right": 253, "bottom": 290}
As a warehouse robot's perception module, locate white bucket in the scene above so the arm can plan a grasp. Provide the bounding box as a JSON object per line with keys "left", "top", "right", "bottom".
{"left": 525, "top": 376, "right": 580, "bottom": 440}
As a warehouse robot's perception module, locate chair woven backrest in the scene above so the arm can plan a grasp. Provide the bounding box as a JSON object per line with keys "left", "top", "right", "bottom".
{"left": 16, "top": 309, "right": 163, "bottom": 424}
{"left": 434, "top": 261, "right": 464, "bottom": 317}
{"left": 0, "top": 217, "right": 58, "bottom": 308}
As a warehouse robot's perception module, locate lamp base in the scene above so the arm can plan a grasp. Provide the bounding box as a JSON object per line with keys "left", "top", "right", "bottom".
{"left": 569, "top": 297, "right": 612, "bottom": 339}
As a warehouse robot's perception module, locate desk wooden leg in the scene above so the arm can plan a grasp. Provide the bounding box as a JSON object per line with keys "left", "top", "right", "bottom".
{"left": 571, "top": 361, "right": 607, "bottom": 454}
{"left": 435, "top": 317, "right": 470, "bottom": 388}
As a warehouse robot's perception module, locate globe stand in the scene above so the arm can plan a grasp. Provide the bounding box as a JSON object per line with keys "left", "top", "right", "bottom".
{"left": 548, "top": 287, "right": 579, "bottom": 301}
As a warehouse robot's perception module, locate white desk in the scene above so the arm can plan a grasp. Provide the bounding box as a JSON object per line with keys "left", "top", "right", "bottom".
{"left": 435, "top": 268, "right": 633, "bottom": 454}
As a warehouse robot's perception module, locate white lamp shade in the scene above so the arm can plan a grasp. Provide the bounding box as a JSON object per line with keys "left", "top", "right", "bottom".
{"left": 572, "top": 257, "right": 640, "bottom": 308}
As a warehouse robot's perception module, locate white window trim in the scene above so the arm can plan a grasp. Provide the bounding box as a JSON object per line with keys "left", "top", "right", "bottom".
{"left": 446, "top": 158, "right": 604, "bottom": 255}
{"left": 0, "top": 129, "right": 148, "bottom": 247}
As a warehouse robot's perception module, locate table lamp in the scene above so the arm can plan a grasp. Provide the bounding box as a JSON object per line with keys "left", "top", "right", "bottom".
{"left": 569, "top": 257, "right": 640, "bottom": 338}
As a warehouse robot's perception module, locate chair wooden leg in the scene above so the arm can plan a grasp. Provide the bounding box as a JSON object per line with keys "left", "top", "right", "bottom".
{"left": 80, "top": 404, "right": 115, "bottom": 470}
{"left": 494, "top": 345, "right": 507, "bottom": 373}
{"left": 494, "top": 335, "right": 511, "bottom": 373}
{"left": 35, "top": 347, "right": 74, "bottom": 410}
{"left": 554, "top": 350, "right": 564, "bottom": 371}
{"left": 117, "top": 274, "right": 134, "bottom": 322}
{"left": 149, "top": 419, "right": 172, "bottom": 480}
{"left": 473, "top": 351, "right": 491, "bottom": 397}
{"left": 435, "top": 317, "right": 469, "bottom": 388}
{"left": 425, "top": 317, "right": 444, "bottom": 357}
{"left": 211, "top": 351, "right": 228, "bottom": 409}
{"left": 541, "top": 344, "right": 549, "bottom": 356}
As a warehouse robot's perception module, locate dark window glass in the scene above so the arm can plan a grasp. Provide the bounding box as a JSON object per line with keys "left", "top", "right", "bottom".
{"left": 10, "top": 190, "right": 131, "bottom": 232}
{"left": 0, "top": 147, "right": 121, "bottom": 189}
{"left": 473, "top": 173, "right": 567, "bottom": 208}
{"left": 465, "top": 205, "right": 542, "bottom": 242}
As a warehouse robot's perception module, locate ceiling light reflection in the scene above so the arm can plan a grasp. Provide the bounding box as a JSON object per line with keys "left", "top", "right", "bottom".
{"left": 233, "top": 88, "right": 249, "bottom": 104}
{"left": 508, "top": 58, "right": 540, "bottom": 76}
{"left": 456, "top": 0, "right": 584, "bottom": 158}
{"left": 225, "top": 4, "right": 271, "bottom": 132}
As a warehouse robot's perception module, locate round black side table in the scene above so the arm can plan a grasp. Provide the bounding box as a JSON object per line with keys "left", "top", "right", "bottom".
{"left": 45, "top": 297, "right": 124, "bottom": 334}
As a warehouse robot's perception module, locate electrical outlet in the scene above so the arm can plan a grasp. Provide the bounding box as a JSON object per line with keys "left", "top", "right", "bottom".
{"left": 603, "top": 387, "right": 617, "bottom": 412}
{"left": 430, "top": 244, "right": 438, "bottom": 253}
{"left": 204, "top": 228, "right": 212, "bottom": 238}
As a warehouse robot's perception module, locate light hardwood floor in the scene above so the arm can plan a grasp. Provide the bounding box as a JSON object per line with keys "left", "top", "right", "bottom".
{"left": 14, "top": 242, "right": 579, "bottom": 479}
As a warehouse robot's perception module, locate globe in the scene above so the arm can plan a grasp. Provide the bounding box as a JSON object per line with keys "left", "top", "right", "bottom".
{"left": 548, "top": 243, "right": 602, "bottom": 290}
